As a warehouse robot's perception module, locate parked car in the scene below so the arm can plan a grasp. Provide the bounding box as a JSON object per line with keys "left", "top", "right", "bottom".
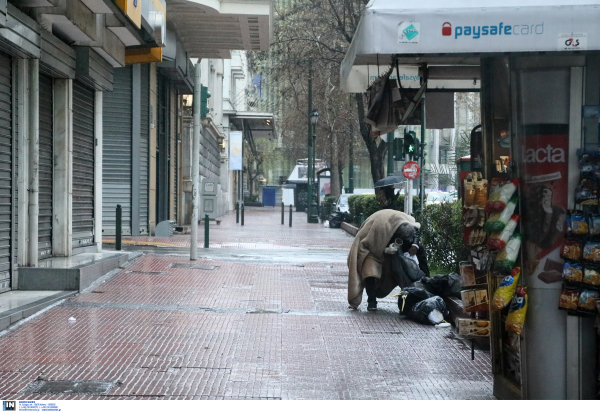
{"left": 425, "top": 191, "right": 455, "bottom": 207}
{"left": 334, "top": 189, "right": 375, "bottom": 213}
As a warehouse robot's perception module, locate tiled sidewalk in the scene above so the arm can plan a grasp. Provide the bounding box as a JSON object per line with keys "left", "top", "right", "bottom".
{"left": 0, "top": 207, "right": 493, "bottom": 400}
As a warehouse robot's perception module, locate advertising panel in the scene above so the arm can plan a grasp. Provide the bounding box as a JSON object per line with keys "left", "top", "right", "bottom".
{"left": 229, "top": 131, "right": 243, "bottom": 171}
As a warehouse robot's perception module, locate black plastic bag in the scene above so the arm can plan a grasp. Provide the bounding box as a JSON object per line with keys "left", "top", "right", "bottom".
{"left": 397, "top": 287, "right": 435, "bottom": 316}
{"left": 391, "top": 252, "right": 426, "bottom": 283}
{"left": 409, "top": 296, "right": 449, "bottom": 325}
{"left": 421, "top": 273, "right": 462, "bottom": 298}
{"left": 328, "top": 212, "right": 347, "bottom": 228}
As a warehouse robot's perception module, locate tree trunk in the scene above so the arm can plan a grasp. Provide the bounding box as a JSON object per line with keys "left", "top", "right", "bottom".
{"left": 354, "top": 92, "right": 386, "bottom": 184}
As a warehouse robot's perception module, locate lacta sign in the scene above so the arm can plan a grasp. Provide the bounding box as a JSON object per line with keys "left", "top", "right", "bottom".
{"left": 447, "top": 22, "right": 544, "bottom": 39}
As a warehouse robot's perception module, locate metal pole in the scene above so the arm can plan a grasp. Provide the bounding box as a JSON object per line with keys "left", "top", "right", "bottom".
{"left": 387, "top": 131, "right": 394, "bottom": 177}
{"left": 235, "top": 201, "right": 239, "bottom": 223}
{"left": 348, "top": 125, "right": 354, "bottom": 194}
{"left": 307, "top": 59, "right": 313, "bottom": 221}
{"left": 281, "top": 202, "right": 284, "bottom": 225}
{"left": 289, "top": 204, "right": 292, "bottom": 227}
{"left": 116, "top": 204, "right": 122, "bottom": 251}
{"left": 190, "top": 62, "right": 201, "bottom": 260}
{"left": 241, "top": 203, "right": 245, "bottom": 226}
{"left": 204, "top": 214, "right": 209, "bottom": 248}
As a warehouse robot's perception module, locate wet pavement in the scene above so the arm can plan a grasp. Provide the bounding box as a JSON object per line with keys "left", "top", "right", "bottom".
{"left": 0, "top": 207, "right": 493, "bottom": 400}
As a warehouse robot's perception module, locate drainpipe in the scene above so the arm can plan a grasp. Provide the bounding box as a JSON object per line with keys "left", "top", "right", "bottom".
{"left": 190, "top": 62, "right": 201, "bottom": 260}
{"left": 28, "top": 60, "right": 40, "bottom": 266}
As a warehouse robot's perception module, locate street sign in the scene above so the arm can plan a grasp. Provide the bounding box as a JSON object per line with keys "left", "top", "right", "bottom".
{"left": 403, "top": 161, "right": 420, "bottom": 179}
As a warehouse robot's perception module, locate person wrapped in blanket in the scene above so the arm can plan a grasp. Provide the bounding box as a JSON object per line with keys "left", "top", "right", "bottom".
{"left": 347, "top": 209, "right": 430, "bottom": 312}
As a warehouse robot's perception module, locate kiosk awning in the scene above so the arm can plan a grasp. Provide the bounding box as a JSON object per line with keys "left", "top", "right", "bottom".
{"left": 341, "top": 0, "right": 600, "bottom": 91}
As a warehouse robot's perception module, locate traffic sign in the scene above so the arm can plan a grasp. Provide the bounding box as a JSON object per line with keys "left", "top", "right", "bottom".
{"left": 402, "top": 161, "right": 420, "bottom": 179}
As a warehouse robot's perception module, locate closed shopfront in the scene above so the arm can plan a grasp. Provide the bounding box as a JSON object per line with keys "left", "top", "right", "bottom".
{"left": 38, "top": 74, "right": 53, "bottom": 259}
{"left": 103, "top": 66, "right": 132, "bottom": 236}
{"left": 139, "top": 64, "right": 150, "bottom": 234}
{"left": 156, "top": 72, "right": 170, "bottom": 223}
{"left": 0, "top": 52, "right": 14, "bottom": 292}
{"left": 72, "top": 81, "right": 95, "bottom": 250}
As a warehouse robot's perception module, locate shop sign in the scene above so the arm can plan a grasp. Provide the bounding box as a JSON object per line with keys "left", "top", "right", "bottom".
{"left": 403, "top": 161, "right": 420, "bottom": 179}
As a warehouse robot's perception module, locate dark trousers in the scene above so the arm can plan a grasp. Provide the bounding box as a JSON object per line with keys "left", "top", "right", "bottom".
{"left": 365, "top": 277, "right": 377, "bottom": 303}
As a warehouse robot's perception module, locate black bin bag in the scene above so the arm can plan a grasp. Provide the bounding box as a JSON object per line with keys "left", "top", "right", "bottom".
{"left": 408, "top": 296, "right": 449, "bottom": 325}
{"left": 421, "top": 273, "right": 462, "bottom": 298}
{"left": 397, "top": 287, "right": 435, "bottom": 316}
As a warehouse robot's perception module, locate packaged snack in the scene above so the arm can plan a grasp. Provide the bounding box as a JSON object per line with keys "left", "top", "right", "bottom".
{"left": 574, "top": 179, "right": 598, "bottom": 205}
{"left": 491, "top": 267, "right": 521, "bottom": 310}
{"left": 494, "top": 234, "right": 522, "bottom": 272}
{"left": 464, "top": 180, "right": 475, "bottom": 208}
{"left": 459, "top": 262, "right": 476, "bottom": 287}
{"left": 583, "top": 266, "right": 600, "bottom": 286}
{"left": 505, "top": 286, "right": 528, "bottom": 335}
{"left": 484, "top": 197, "right": 518, "bottom": 233}
{"left": 566, "top": 210, "right": 588, "bottom": 237}
{"left": 457, "top": 318, "right": 490, "bottom": 337}
{"left": 582, "top": 241, "right": 600, "bottom": 262}
{"left": 474, "top": 179, "right": 488, "bottom": 208}
{"left": 562, "top": 262, "right": 583, "bottom": 282}
{"left": 561, "top": 239, "right": 582, "bottom": 260}
{"left": 577, "top": 289, "right": 599, "bottom": 313}
{"left": 487, "top": 215, "right": 520, "bottom": 250}
{"left": 485, "top": 179, "right": 519, "bottom": 213}
{"left": 558, "top": 288, "right": 580, "bottom": 310}
{"left": 589, "top": 214, "right": 600, "bottom": 238}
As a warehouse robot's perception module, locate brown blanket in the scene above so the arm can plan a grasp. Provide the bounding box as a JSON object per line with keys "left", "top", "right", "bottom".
{"left": 347, "top": 209, "right": 421, "bottom": 309}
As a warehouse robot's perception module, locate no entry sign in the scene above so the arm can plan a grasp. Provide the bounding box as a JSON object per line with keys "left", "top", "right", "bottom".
{"left": 403, "top": 161, "right": 420, "bottom": 179}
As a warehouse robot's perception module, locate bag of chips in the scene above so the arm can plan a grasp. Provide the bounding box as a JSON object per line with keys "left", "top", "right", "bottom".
{"left": 505, "top": 286, "right": 528, "bottom": 335}
{"left": 487, "top": 215, "right": 520, "bottom": 250}
{"left": 558, "top": 288, "right": 580, "bottom": 310}
{"left": 578, "top": 289, "right": 599, "bottom": 313}
{"left": 494, "top": 234, "right": 522, "bottom": 272}
{"left": 561, "top": 239, "right": 582, "bottom": 261}
{"left": 484, "top": 197, "right": 518, "bottom": 233}
{"left": 562, "top": 261, "right": 583, "bottom": 283}
{"left": 583, "top": 266, "right": 600, "bottom": 286}
{"left": 485, "top": 179, "right": 519, "bottom": 213}
{"left": 589, "top": 214, "right": 600, "bottom": 239}
{"left": 491, "top": 267, "right": 521, "bottom": 310}
{"left": 566, "top": 210, "right": 588, "bottom": 238}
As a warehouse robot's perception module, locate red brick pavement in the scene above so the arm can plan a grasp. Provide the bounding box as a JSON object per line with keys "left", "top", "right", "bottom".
{"left": 0, "top": 208, "right": 493, "bottom": 400}
{"left": 104, "top": 206, "right": 355, "bottom": 250}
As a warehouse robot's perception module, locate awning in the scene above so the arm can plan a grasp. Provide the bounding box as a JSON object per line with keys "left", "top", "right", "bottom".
{"left": 230, "top": 112, "right": 276, "bottom": 140}
{"left": 341, "top": 0, "right": 600, "bottom": 91}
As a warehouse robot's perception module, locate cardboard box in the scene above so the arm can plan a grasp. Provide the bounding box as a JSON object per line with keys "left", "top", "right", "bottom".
{"left": 461, "top": 288, "right": 489, "bottom": 312}
{"left": 460, "top": 262, "right": 476, "bottom": 287}
{"left": 457, "top": 318, "right": 490, "bottom": 337}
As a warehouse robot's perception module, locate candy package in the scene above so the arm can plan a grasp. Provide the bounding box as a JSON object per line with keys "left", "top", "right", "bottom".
{"left": 485, "top": 179, "right": 519, "bottom": 213}
{"left": 561, "top": 239, "right": 582, "bottom": 261}
{"left": 474, "top": 179, "right": 488, "bottom": 208}
{"left": 487, "top": 215, "right": 520, "bottom": 250}
{"left": 505, "top": 286, "right": 528, "bottom": 335}
{"left": 574, "top": 179, "right": 599, "bottom": 205}
{"left": 583, "top": 241, "right": 600, "bottom": 262}
{"left": 464, "top": 180, "right": 475, "bottom": 208}
{"left": 566, "top": 210, "right": 588, "bottom": 238}
{"left": 562, "top": 262, "right": 583, "bottom": 283}
{"left": 558, "top": 288, "right": 580, "bottom": 310}
{"left": 578, "top": 150, "right": 600, "bottom": 179}
{"left": 578, "top": 289, "right": 599, "bottom": 313}
{"left": 491, "top": 267, "right": 521, "bottom": 310}
{"left": 484, "top": 197, "right": 518, "bottom": 233}
{"left": 583, "top": 266, "right": 600, "bottom": 286}
{"left": 589, "top": 214, "right": 600, "bottom": 239}
{"left": 494, "top": 234, "right": 522, "bottom": 272}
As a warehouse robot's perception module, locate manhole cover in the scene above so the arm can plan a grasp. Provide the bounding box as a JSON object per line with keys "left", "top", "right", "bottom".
{"left": 23, "top": 380, "right": 118, "bottom": 395}
{"left": 126, "top": 271, "right": 168, "bottom": 275}
{"left": 169, "top": 263, "right": 219, "bottom": 270}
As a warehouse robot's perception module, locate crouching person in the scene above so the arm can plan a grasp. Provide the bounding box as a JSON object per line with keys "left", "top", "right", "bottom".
{"left": 347, "top": 209, "right": 429, "bottom": 311}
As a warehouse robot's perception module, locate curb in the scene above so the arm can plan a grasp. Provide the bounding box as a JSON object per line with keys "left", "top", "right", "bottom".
{"left": 341, "top": 222, "right": 358, "bottom": 237}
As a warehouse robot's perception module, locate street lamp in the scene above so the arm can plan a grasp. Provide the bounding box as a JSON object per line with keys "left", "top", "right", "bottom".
{"left": 308, "top": 110, "right": 319, "bottom": 223}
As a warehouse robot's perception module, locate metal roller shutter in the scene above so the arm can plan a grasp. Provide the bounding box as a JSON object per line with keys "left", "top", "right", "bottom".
{"left": 38, "top": 74, "right": 53, "bottom": 259}
{"left": 0, "top": 53, "right": 12, "bottom": 292}
{"left": 156, "top": 72, "right": 169, "bottom": 223}
{"left": 139, "top": 64, "right": 149, "bottom": 234}
{"left": 72, "top": 81, "right": 95, "bottom": 249}
{"left": 102, "top": 67, "right": 132, "bottom": 235}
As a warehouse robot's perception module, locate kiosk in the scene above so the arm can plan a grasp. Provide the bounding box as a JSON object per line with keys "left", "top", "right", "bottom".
{"left": 341, "top": 0, "right": 600, "bottom": 400}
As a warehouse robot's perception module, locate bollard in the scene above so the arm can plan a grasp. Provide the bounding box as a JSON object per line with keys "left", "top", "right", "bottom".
{"left": 289, "top": 204, "right": 292, "bottom": 227}
{"left": 241, "top": 203, "right": 245, "bottom": 226}
{"left": 204, "top": 214, "right": 209, "bottom": 248}
{"left": 116, "top": 204, "right": 122, "bottom": 250}
{"left": 281, "top": 202, "right": 285, "bottom": 225}
{"left": 235, "top": 202, "right": 239, "bottom": 223}
{"left": 359, "top": 213, "right": 364, "bottom": 227}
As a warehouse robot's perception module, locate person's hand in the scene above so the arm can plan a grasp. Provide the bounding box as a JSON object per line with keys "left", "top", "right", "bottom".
{"left": 408, "top": 245, "right": 418, "bottom": 256}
